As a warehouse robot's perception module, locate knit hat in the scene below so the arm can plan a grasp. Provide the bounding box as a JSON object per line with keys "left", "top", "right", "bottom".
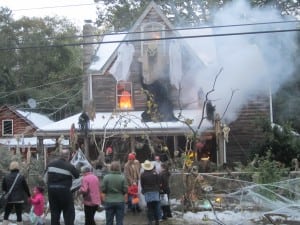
{"left": 128, "top": 153, "right": 136, "bottom": 160}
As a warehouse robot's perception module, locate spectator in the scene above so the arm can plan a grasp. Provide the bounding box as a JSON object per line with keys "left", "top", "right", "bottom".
{"left": 140, "top": 160, "right": 161, "bottom": 225}
{"left": 79, "top": 166, "right": 101, "bottom": 225}
{"left": 160, "top": 163, "right": 172, "bottom": 220}
{"left": 44, "top": 149, "right": 80, "bottom": 225}
{"left": 124, "top": 153, "right": 140, "bottom": 186}
{"left": 153, "top": 156, "right": 162, "bottom": 174}
{"left": 127, "top": 181, "right": 141, "bottom": 213}
{"left": 2, "top": 161, "right": 31, "bottom": 225}
{"left": 29, "top": 186, "right": 45, "bottom": 225}
{"left": 101, "top": 161, "right": 128, "bottom": 225}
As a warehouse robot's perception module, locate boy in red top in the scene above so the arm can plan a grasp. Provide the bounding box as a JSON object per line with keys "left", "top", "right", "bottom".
{"left": 29, "top": 186, "right": 45, "bottom": 225}
{"left": 127, "top": 182, "right": 141, "bottom": 213}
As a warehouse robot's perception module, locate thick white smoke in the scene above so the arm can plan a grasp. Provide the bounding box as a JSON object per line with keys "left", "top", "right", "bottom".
{"left": 179, "top": 0, "right": 298, "bottom": 123}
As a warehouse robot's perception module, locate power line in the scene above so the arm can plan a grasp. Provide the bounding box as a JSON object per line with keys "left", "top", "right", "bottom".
{"left": 0, "top": 76, "right": 83, "bottom": 98}
{"left": 9, "top": 3, "right": 98, "bottom": 11}
{"left": 10, "top": 19, "right": 300, "bottom": 41}
{"left": 0, "top": 27, "right": 299, "bottom": 51}
{"left": 11, "top": 86, "right": 82, "bottom": 110}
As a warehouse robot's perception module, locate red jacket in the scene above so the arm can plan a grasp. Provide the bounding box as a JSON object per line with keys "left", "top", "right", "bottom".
{"left": 128, "top": 184, "right": 138, "bottom": 197}
{"left": 30, "top": 192, "right": 44, "bottom": 216}
{"left": 80, "top": 172, "right": 101, "bottom": 206}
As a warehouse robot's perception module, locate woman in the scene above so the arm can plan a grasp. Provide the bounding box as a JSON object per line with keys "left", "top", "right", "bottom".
{"left": 2, "top": 161, "right": 31, "bottom": 225}
{"left": 140, "top": 160, "right": 161, "bottom": 225}
{"left": 160, "top": 163, "right": 172, "bottom": 219}
{"left": 79, "top": 166, "right": 101, "bottom": 225}
{"left": 101, "top": 161, "right": 128, "bottom": 225}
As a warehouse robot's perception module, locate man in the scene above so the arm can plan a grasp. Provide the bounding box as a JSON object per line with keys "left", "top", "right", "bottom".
{"left": 44, "top": 149, "right": 80, "bottom": 225}
{"left": 124, "top": 153, "right": 141, "bottom": 212}
{"left": 153, "top": 156, "right": 162, "bottom": 174}
{"left": 124, "top": 153, "right": 140, "bottom": 186}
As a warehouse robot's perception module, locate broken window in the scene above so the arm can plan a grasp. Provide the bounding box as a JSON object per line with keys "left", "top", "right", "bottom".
{"left": 2, "top": 119, "right": 13, "bottom": 136}
{"left": 116, "top": 81, "right": 133, "bottom": 110}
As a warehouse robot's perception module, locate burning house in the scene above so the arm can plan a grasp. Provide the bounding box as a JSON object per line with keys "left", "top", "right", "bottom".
{"left": 36, "top": 1, "right": 273, "bottom": 169}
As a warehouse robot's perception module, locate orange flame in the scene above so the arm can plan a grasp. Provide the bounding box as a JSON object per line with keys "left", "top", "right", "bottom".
{"left": 119, "top": 91, "right": 132, "bottom": 109}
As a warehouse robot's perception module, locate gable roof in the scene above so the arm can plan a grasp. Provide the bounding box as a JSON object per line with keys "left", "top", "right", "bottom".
{"left": 0, "top": 105, "right": 55, "bottom": 147}
{"left": 0, "top": 105, "right": 37, "bottom": 129}
{"left": 87, "top": 1, "right": 216, "bottom": 74}
{"left": 16, "top": 110, "right": 54, "bottom": 129}
{"left": 0, "top": 105, "right": 53, "bottom": 129}
{"left": 130, "top": 1, "right": 174, "bottom": 32}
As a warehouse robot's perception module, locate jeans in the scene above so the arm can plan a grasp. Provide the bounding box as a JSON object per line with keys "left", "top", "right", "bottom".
{"left": 84, "top": 205, "right": 98, "bottom": 225}
{"left": 105, "top": 202, "right": 125, "bottom": 225}
{"left": 48, "top": 187, "right": 75, "bottom": 225}
{"left": 146, "top": 201, "right": 161, "bottom": 223}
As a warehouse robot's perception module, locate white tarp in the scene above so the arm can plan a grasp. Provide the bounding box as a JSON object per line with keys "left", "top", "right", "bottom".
{"left": 70, "top": 149, "right": 93, "bottom": 192}
{"left": 109, "top": 43, "right": 135, "bottom": 81}
{"left": 169, "top": 40, "right": 183, "bottom": 89}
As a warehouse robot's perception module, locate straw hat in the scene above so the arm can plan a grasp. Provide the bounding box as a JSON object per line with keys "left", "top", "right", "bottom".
{"left": 9, "top": 161, "right": 19, "bottom": 170}
{"left": 142, "top": 160, "right": 154, "bottom": 171}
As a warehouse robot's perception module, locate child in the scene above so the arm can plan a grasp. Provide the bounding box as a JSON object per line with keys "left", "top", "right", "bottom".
{"left": 29, "top": 186, "right": 45, "bottom": 225}
{"left": 127, "top": 182, "right": 141, "bottom": 213}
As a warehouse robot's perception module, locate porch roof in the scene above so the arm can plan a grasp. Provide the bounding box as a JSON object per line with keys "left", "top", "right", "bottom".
{"left": 36, "top": 110, "right": 213, "bottom": 137}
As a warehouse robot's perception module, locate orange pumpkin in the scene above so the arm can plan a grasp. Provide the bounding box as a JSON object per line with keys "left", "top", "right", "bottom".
{"left": 132, "top": 197, "right": 139, "bottom": 204}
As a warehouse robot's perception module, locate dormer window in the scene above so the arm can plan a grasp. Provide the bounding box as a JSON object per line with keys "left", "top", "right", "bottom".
{"left": 140, "top": 22, "right": 166, "bottom": 85}
{"left": 116, "top": 81, "right": 133, "bottom": 110}
{"left": 141, "top": 22, "right": 165, "bottom": 57}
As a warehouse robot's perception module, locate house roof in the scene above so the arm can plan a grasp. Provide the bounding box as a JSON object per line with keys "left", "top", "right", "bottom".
{"left": 36, "top": 2, "right": 216, "bottom": 138}
{"left": 36, "top": 110, "right": 213, "bottom": 137}
{"left": 0, "top": 105, "right": 36, "bottom": 129}
{"left": 16, "top": 110, "right": 54, "bottom": 128}
{"left": 0, "top": 105, "right": 56, "bottom": 148}
{"left": 88, "top": 33, "right": 126, "bottom": 73}
{"left": 87, "top": 1, "right": 217, "bottom": 74}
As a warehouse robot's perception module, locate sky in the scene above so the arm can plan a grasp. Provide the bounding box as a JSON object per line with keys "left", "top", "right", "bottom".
{"left": 1, "top": 0, "right": 100, "bottom": 28}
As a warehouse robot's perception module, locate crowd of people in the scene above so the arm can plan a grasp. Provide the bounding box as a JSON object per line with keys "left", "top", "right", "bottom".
{"left": 1, "top": 149, "right": 172, "bottom": 225}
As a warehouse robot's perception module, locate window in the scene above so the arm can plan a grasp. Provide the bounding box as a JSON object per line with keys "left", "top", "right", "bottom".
{"left": 2, "top": 120, "right": 13, "bottom": 136}
{"left": 141, "top": 22, "right": 165, "bottom": 57}
{"left": 116, "top": 81, "right": 133, "bottom": 110}
{"left": 140, "top": 22, "right": 166, "bottom": 84}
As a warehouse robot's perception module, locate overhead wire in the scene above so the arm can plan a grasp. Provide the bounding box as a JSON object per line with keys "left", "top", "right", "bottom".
{"left": 41, "top": 19, "right": 300, "bottom": 41}
{"left": 0, "top": 26, "right": 299, "bottom": 51}
{"left": 8, "top": 2, "right": 98, "bottom": 11}
{"left": 5, "top": 86, "right": 83, "bottom": 119}
{"left": 0, "top": 76, "right": 83, "bottom": 98}
{"left": 46, "top": 89, "right": 82, "bottom": 117}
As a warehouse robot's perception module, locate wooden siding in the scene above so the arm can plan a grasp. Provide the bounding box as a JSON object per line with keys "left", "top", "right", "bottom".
{"left": 0, "top": 106, "right": 36, "bottom": 137}
{"left": 92, "top": 75, "right": 116, "bottom": 112}
{"left": 226, "top": 97, "right": 270, "bottom": 163}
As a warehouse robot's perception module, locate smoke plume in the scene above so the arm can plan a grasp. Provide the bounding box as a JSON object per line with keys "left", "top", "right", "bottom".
{"left": 178, "top": 0, "right": 298, "bottom": 123}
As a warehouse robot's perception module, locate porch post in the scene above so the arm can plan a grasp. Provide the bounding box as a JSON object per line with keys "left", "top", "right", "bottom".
{"left": 84, "top": 137, "right": 90, "bottom": 160}
{"left": 130, "top": 136, "right": 135, "bottom": 152}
